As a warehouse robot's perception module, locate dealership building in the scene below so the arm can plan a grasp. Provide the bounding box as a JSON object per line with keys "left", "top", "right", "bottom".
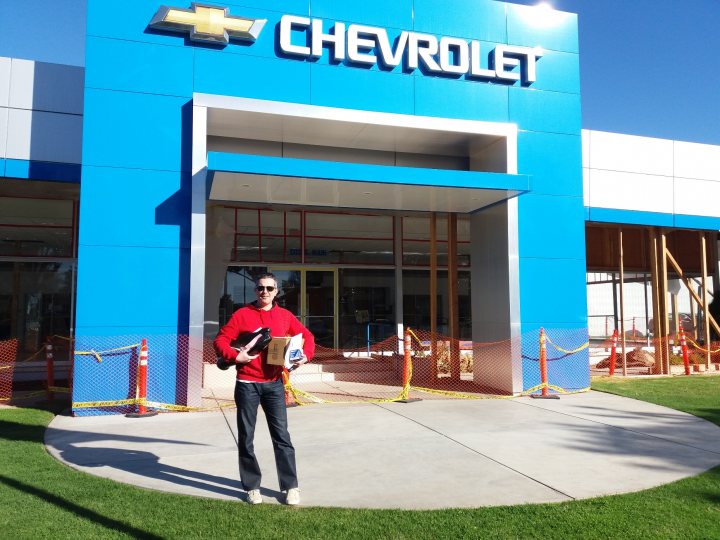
{"left": 1, "top": 0, "right": 718, "bottom": 413}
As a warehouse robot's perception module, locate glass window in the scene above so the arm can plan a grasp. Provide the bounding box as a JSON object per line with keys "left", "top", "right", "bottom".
{"left": 305, "top": 212, "right": 394, "bottom": 265}
{"left": 306, "top": 212, "right": 393, "bottom": 239}
{"left": 235, "top": 209, "right": 258, "bottom": 235}
{"left": 338, "top": 269, "right": 395, "bottom": 350}
{"left": 305, "top": 237, "right": 394, "bottom": 265}
{"left": 0, "top": 197, "right": 74, "bottom": 257}
{"left": 224, "top": 208, "right": 397, "bottom": 265}
{"left": 402, "top": 269, "right": 471, "bottom": 339}
{"left": 0, "top": 261, "right": 75, "bottom": 359}
{"left": 402, "top": 215, "right": 470, "bottom": 267}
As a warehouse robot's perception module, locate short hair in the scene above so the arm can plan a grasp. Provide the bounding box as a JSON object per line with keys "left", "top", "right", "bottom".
{"left": 255, "top": 272, "right": 277, "bottom": 286}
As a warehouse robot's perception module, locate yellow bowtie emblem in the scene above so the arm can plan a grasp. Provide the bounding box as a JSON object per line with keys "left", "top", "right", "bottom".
{"left": 149, "top": 3, "right": 266, "bottom": 44}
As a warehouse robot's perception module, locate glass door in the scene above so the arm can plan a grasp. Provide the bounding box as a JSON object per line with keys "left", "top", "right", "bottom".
{"left": 269, "top": 267, "right": 337, "bottom": 349}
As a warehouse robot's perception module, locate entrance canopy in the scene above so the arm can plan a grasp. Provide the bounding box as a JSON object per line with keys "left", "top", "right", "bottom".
{"left": 197, "top": 94, "right": 531, "bottom": 213}
{"left": 207, "top": 152, "right": 530, "bottom": 213}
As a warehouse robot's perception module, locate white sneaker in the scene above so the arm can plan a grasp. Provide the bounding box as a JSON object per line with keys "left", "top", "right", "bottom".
{"left": 246, "top": 489, "right": 262, "bottom": 505}
{"left": 285, "top": 487, "right": 301, "bottom": 506}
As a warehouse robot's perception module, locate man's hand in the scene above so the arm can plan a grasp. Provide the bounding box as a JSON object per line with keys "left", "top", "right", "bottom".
{"left": 234, "top": 334, "right": 261, "bottom": 364}
{"left": 288, "top": 353, "right": 309, "bottom": 372}
{"left": 292, "top": 353, "right": 309, "bottom": 366}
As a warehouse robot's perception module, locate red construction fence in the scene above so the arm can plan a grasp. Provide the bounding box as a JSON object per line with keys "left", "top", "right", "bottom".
{"left": 2, "top": 326, "right": 717, "bottom": 414}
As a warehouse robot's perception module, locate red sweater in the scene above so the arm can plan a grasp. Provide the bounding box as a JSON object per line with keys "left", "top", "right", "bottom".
{"left": 214, "top": 302, "right": 315, "bottom": 382}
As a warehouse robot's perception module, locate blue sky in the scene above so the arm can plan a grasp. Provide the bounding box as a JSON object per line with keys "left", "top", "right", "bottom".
{"left": 1, "top": 0, "right": 719, "bottom": 145}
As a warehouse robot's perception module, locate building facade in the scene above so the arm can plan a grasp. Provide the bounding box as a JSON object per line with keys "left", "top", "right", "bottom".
{"left": 0, "top": 1, "right": 717, "bottom": 413}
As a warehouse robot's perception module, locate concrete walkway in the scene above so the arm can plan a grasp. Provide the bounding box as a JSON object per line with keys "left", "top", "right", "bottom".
{"left": 45, "top": 391, "right": 720, "bottom": 509}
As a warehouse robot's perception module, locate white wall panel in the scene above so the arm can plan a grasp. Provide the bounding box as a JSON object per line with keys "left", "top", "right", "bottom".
{"left": 589, "top": 130, "right": 674, "bottom": 177}
{"left": 582, "top": 167, "right": 589, "bottom": 206}
{"left": 8, "top": 59, "right": 34, "bottom": 110}
{"left": 674, "top": 177, "right": 720, "bottom": 217}
{"left": 9, "top": 59, "right": 84, "bottom": 115}
{"left": 6, "top": 108, "right": 82, "bottom": 163}
{"left": 581, "top": 129, "right": 589, "bottom": 168}
{"left": 5, "top": 107, "right": 30, "bottom": 158}
{"left": 588, "top": 169, "right": 673, "bottom": 213}
{"left": 674, "top": 141, "right": 720, "bottom": 182}
{"left": 0, "top": 107, "right": 7, "bottom": 159}
{"left": 0, "top": 58, "right": 10, "bottom": 107}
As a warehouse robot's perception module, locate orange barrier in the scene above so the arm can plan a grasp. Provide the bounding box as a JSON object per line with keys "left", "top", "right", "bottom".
{"left": 126, "top": 339, "right": 157, "bottom": 418}
{"left": 531, "top": 328, "right": 559, "bottom": 399}
{"left": 403, "top": 329, "right": 411, "bottom": 390}
{"left": 609, "top": 329, "right": 618, "bottom": 377}
{"left": 282, "top": 370, "right": 296, "bottom": 407}
{"left": 679, "top": 330, "right": 691, "bottom": 376}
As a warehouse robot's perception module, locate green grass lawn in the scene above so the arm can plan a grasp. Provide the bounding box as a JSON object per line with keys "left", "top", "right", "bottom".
{"left": 1, "top": 376, "right": 720, "bottom": 539}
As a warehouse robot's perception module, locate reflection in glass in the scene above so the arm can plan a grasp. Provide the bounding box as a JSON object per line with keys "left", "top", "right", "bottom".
{"left": 338, "top": 269, "right": 395, "bottom": 350}
{"left": 0, "top": 262, "right": 75, "bottom": 360}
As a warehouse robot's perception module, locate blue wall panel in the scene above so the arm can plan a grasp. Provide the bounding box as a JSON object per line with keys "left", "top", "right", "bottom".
{"left": 517, "top": 256, "right": 588, "bottom": 326}
{"left": 588, "top": 207, "right": 674, "bottom": 227}
{"left": 310, "top": 64, "right": 413, "bottom": 114}
{"left": 414, "top": 76, "right": 509, "bottom": 123}
{"left": 4, "top": 159, "right": 81, "bottom": 182}
{"left": 517, "top": 194, "right": 586, "bottom": 260}
{"left": 506, "top": 4, "right": 579, "bottom": 53}
{"left": 674, "top": 213, "right": 720, "bottom": 230}
{"left": 517, "top": 131, "right": 582, "bottom": 196}
{"left": 223, "top": 0, "right": 309, "bottom": 15}
{"left": 85, "top": 36, "right": 194, "bottom": 97}
{"left": 80, "top": 167, "right": 190, "bottom": 249}
{"left": 310, "top": 0, "right": 413, "bottom": 29}
{"left": 87, "top": 1, "right": 186, "bottom": 45}
{"left": 529, "top": 50, "right": 580, "bottom": 95}
{"left": 75, "top": 245, "right": 188, "bottom": 330}
{"left": 413, "top": 0, "right": 506, "bottom": 43}
{"left": 195, "top": 49, "right": 312, "bottom": 103}
{"left": 510, "top": 88, "right": 581, "bottom": 135}
{"left": 82, "top": 89, "right": 189, "bottom": 171}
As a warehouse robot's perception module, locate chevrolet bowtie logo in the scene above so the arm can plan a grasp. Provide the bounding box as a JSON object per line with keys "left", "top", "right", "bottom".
{"left": 149, "top": 3, "right": 266, "bottom": 44}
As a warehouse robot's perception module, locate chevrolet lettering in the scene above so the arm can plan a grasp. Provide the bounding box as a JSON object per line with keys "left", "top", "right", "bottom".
{"left": 279, "top": 14, "right": 543, "bottom": 83}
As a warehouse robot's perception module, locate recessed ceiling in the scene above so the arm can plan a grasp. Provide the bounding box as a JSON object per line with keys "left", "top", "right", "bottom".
{"left": 209, "top": 172, "right": 522, "bottom": 213}
{"left": 207, "top": 108, "right": 502, "bottom": 157}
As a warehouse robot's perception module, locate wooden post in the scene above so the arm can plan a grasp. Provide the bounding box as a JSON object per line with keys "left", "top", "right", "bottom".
{"left": 649, "top": 228, "right": 664, "bottom": 374}
{"left": 660, "top": 231, "right": 670, "bottom": 374}
{"left": 701, "top": 232, "right": 711, "bottom": 369}
{"left": 619, "top": 228, "right": 627, "bottom": 376}
{"left": 690, "top": 290, "right": 697, "bottom": 341}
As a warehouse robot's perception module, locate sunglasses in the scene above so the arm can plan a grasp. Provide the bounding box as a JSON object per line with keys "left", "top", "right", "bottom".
{"left": 255, "top": 285, "right": 276, "bottom": 292}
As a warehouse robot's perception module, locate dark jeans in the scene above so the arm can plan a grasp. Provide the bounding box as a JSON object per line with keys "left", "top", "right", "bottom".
{"left": 234, "top": 379, "right": 298, "bottom": 492}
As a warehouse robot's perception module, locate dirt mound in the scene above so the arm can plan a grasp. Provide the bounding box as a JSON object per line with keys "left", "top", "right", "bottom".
{"left": 595, "top": 347, "right": 655, "bottom": 369}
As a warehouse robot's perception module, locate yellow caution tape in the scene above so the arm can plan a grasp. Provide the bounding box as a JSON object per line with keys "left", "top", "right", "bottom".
{"left": 544, "top": 333, "right": 590, "bottom": 354}
{"left": 72, "top": 398, "right": 138, "bottom": 408}
{"left": 411, "top": 386, "right": 513, "bottom": 400}
{"left": 685, "top": 336, "right": 720, "bottom": 354}
{"left": 75, "top": 343, "right": 141, "bottom": 363}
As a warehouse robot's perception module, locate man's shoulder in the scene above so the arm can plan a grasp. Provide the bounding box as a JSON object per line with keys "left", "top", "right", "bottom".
{"left": 271, "top": 303, "right": 294, "bottom": 314}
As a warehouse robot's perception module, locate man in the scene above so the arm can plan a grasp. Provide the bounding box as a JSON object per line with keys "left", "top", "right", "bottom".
{"left": 214, "top": 273, "right": 314, "bottom": 506}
